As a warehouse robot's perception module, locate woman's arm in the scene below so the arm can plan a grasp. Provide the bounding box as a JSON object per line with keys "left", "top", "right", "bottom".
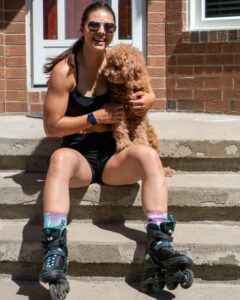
{"left": 43, "top": 60, "right": 124, "bottom": 137}
{"left": 128, "top": 79, "right": 156, "bottom": 116}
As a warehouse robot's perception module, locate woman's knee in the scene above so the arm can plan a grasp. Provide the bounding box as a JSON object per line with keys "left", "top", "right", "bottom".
{"left": 130, "top": 145, "right": 162, "bottom": 167}
{"left": 48, "top": 148, "right": 78, "bottom": 175}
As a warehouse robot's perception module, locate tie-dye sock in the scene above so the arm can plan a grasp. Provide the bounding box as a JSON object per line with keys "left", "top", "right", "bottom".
{"left": 146, "top": 211, "right": 168, "bottom": 225}
{"left": 44, "top": 212, "right": 67, "bottom": 232}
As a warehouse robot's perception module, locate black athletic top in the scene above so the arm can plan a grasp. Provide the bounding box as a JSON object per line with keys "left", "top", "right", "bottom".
{"left": 61, "top": 82, "right": 116, "bottom": 153}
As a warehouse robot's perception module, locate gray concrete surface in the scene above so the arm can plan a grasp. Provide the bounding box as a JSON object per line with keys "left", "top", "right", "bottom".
{"left": 0, "top": 112, "right": 239, "bottom": 140}
{"left": 0, "top": 277, "right": 239, "bottom": 300}
{"left": 0, "top": 220, "right": 240, "bottom": 267}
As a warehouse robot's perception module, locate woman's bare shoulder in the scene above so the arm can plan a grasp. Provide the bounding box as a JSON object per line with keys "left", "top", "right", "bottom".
{"left": 49, "top": 59, "right": 75, "bottom": 91}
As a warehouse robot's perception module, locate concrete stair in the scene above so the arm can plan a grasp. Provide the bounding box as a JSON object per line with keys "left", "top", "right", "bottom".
{"left": 0, "top": 112, "right": 240, "bottom": 299}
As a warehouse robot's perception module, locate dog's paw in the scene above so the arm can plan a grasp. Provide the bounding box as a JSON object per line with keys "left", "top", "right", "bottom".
{"left": 163, "top": 167, "right": 175, "bottom": 177}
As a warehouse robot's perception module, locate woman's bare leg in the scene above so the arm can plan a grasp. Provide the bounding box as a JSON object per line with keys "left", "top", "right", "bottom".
{"left": 43, "top": 147, "right": 93, "bottom": 213}
{"left": 102, "top": 144, "right": 167, "bottom": 213}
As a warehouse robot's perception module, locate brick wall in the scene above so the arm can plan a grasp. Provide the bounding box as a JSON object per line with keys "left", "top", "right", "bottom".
{"left": 0, "top": 0, "right": 239, "bottom": 115}
{"left": 164, "top": 0, "right": 240, "bottom": 114}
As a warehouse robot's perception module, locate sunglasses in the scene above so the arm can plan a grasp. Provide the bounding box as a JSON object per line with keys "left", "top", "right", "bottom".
{"left": 87, "top": 21, "right": 116, "bottom": 34}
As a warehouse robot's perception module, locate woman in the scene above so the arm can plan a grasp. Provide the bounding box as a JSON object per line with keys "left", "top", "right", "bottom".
{"left": 40, "top": 1, "right": 192, "bottom": 293}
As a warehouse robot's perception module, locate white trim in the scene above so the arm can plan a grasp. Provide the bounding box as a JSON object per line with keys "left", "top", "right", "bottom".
{"left": 31, "top": 0, "right": 144, "bottom": 86}
{"left": 189, "top": 0, "right": 240, "bottom": 30}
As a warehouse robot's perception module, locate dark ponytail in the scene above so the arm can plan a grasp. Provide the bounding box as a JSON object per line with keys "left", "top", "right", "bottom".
{"left": 43, "top": 37, "right": 84, "bottom": 74}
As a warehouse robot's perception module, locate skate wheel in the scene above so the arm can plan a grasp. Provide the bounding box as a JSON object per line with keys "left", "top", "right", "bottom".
{"left": 139, "top": 281, "right": 151, "bottom": 293}
{"left": 152, "top": 280, "right": 165, "bottom": 293}
{"left": 49, "top": 278, "right": 70, "bottom": 300}
{"left": 49, "top": 283, "right": 58, "bottom": 300}
{"left": 180, "top": 269, "right": 194, "bottom": 289}
{"left": 166, "top": 281, "right": 178, "bottom": 291}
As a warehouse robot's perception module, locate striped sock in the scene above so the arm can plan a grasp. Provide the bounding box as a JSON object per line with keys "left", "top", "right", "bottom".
{"left": 147, "top": 211, "right": 168, "bottom": 225}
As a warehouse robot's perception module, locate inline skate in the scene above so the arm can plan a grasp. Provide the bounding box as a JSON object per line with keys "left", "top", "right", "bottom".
{"left": 40, "top": 227, "right": 70, "bottom": 300}
{"left": 140, "top": 215, "right": 194, "bottom": 293}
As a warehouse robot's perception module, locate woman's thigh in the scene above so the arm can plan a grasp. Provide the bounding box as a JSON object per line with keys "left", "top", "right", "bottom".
{"left": 102, "top": 144, "right": 161, "bottom": 185}
{"left": 48, "top": 147, "right": 93, "bottom": 188}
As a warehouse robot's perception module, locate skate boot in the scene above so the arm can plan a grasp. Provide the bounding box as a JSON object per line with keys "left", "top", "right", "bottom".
{"left": 140, "top": 215, "right": 194, "bottom": 293}
{"left": 40, "top": 227, "right": 70, "bottom": 300}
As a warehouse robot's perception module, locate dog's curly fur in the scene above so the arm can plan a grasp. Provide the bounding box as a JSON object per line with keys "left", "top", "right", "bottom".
{"left": 103, "top": 44, "right": 174, "bottom": 176}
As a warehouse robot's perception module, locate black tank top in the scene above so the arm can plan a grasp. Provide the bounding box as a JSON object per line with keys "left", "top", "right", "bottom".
{"left": 61, "top": 65, "right": 115, "bottom": 153}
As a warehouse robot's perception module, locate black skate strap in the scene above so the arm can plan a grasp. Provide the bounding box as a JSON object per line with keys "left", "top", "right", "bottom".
{"left": 149, "top": 228, "right": 173, "bottom": 242}
{"left": 45, "top": 248, "right": 67, "bottom": 259}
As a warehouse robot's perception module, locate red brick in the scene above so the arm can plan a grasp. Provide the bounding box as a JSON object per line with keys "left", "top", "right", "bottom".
{"left": 5, "top": 101, "right": 27, "bottom": 113}
{"left": 29, "top": 92, "right": 40, "bottom": 103}
{"left": 205, "top": 101, "right": 231, "bottom": 113}
{"left": 232, "top": 101, "right": 240, "bottom": 112}
{"left": 148, "top": 23, "right": 165, "bottom": 34}
{"left": 6, "top": 90, "right": 27, "bottom": 101}
{"left": 4, "top": 9, "right": 25, "bottom": 22}
{"left": 223, "top": 90, "right": 240, "bottom": 101}
{"left": 30, "top": 103, "right": 44, "bottom": 114}
{"left": 153, "top": 88, "right": 166, "bottom": 100}
{"left": 205, "top": 78, "right": 233, "bottom": 89}
{"left": 0, "top": 79, "right": 4, "bottom": 90}
{"left": 166, "top": 1, "right": 182, "bottom": 12}
{"left": 223, "top": 66, "right": 240, "bottom": 78}
{"left": 5, "top": 23, "right": 25, "bottom": 34}
{"left": 222, "top": 43, "right": 240, "bottom": 53}
{"left": 148, "top": 34, "right": 165, "bottom": 45}
{"left": 5, "top": 34, "right": 26, "bottom": 45}
{"left": 148, "top": 12, "right": 165, "bottom": 23}
{"left": 235, "top": 78, "right": 240, "bottom": 89}
{"left": 166, "top": 23, "right": 182, "bottom": 34}
{"left": 174, "top": 44, "right": 193, "bottom": 54}
{"left": 168, "top": 66, "right": 193, "bottom": 76}
{"left": 177, "top": 78, "right": 204, "bottom": 89}
{"left": 205, "top": 54, "right": 234, "bottom": 65}
{"left": 0, "top": 68, "right": 4, "bottom": 78}
{"left": 148, "top": 67, "right": 166, "bottom": 77}
{"left": 195, "top": 90, "right": 222, "bottom": 101}
{"left": 152, "top": 100, "right": 166, "bottom": 110}
{"left": 194, "top": 44, "right": 222, "bottom": 54}
{"left": 0, "top": 101, "right": 4, "bottom": 112}
{"left": 148, "top": 1, "right": 165, "bottom": 12}
{"left": 5, "top": 46, "right": 26, "bottom": 56}
{"left": 148, "top": 45, "right": 165, "bottom": 56}
{"left": 177, "top": 55, "right": 205, "bottom": 65}
{"left": 178, "top": 100, "right": 199, "bottom": 112}
{"left": 218, "top": 31, "right": 228, "bottom": 42}
{"left": 235, "top": 55, "right": 240, "bottom": 65}
{"left": 4, "top": 0, "right": 25, "bottom": 9}
{"left": 5, "top": 57, "right": 26, "bottom": 67}
{"left": 194, "top": 66, "right": 222, "bottom": 77}
{"left": 0, "top": 90, "right": 4, "bottom": 100}
{"left": 166, "top": 34, "right": 182, "bottom": 45}
{"left": 6, "top": 68, "right": 26, "bottom": 79}
{"left": 6, "top": 79, "right": 26, "bottom": 90}
{"left": 167, "top": 55, "right": 177, "bottom": 65}
{"left": 147, "top": 56, "right": 166, "bottom": 66}
{"left": 151, "top": 78, "right": 166, "bottom": 89}
{"left": 168, "top": 89, "right": 193, "bottom": 100}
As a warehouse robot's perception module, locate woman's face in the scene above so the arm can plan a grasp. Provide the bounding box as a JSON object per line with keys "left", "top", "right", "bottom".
{"left": 81, "top": 9, "right": 115, "bottom": 51}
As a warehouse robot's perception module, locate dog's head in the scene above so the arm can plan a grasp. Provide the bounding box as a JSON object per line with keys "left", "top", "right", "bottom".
{"left": 103, "top": 44, "right": 146, "bottom": 85}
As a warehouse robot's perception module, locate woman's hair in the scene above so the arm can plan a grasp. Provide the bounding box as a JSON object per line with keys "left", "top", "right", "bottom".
{"left": 43, "top": 1, "right": 116, "bottom": 74}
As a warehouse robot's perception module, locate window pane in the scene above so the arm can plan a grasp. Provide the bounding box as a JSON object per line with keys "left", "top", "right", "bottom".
{"left": 44, "top": 0, "right": 58, "bottom": 39}
{"left": 206, "top": 0, "right": 240, "bottom": 18}
{"left": 65, "top": 0, "right": 111, "bottom": 39}
{"left": 119, "top": 0, "right": 132, "bottom": 39}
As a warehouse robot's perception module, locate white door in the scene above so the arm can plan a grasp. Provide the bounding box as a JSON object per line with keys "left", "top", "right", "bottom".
{"left": 29, "top": 0, "right": 144, "bottom": 86}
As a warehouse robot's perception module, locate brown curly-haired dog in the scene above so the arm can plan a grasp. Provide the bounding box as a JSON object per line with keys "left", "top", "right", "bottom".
{"left": 103, "top": 44, "right": 174, "bottom": 176}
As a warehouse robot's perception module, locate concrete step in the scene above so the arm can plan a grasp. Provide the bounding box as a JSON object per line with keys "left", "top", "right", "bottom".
{"left": 0, "top": 277, "right": 239, "bottom": 300}
{"left": 0, "top": 113, "right": 239, "bottom": 172}
{"left": 1, "top": 170, "right": 240, "bottom": 222}
{"left": 1, "top": 220, "right": 240, "bottom": 281}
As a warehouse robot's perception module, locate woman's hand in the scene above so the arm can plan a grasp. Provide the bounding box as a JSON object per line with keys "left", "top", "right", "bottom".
{"left": 80, "top": 124, "right": 111, "bottom": 134}
{"left": 128, "top": 91, "right": 155, "bottom": 116}
{"left": 94, "top": 103, "right": 124, "bottom": 124}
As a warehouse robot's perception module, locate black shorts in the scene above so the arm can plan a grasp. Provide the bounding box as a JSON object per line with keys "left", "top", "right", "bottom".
{"left": 61, "top": 133, "right": 116, "bottom": 183}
